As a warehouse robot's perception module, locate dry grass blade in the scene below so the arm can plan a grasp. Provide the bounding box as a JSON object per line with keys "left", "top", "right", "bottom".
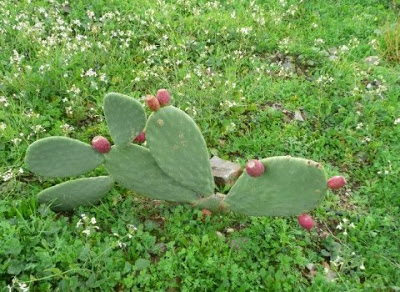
{"left": 380, "top": 20, "right": 400, "bottom": 63}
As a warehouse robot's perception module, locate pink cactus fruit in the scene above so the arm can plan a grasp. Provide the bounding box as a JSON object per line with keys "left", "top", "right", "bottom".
{"left": 91, "top": 136, "right": 111, "bottom": 153}
{"left": 327, "top": 176, "right": 347, "bottom": 190}
{"left": 134, "top": 131, "right": 146, "bottom": 143}
{"left": 245, "top": 159, "right": 265, "bottom": 177}
{"left": 146, "top": 95, "right": 160, "bottom": 111}
{"left": 156, "top": 89, "right": 171, "bottom": 106}
{"left": 298, "top": 214, "right": 314, "bottom": 231}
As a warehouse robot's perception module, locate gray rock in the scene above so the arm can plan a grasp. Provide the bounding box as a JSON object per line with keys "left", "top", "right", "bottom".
{"left": 294, "top": 110, "right": 305, "bottom": 122}
{"left": 210, "top": 156, "right": 242, "bottom": 187}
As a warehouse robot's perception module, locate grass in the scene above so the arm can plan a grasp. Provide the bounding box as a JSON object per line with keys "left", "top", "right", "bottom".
{"left": 1, "top": 0, "right": 400, "bottom": 290}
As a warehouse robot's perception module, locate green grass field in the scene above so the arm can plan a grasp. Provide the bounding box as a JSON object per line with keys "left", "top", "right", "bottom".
{"left": 1, "top": 0, "right": 399, "bottom": 290}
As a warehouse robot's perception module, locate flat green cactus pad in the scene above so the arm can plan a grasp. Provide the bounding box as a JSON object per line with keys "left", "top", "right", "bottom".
{"left": 37, "top": 176, "right": 114, "bottom": 211}
{"left": 225, "top": 157, "right": 328, "bottom": 216}
{"left": 25, "top": 137, "right": 104, "bottom": 177}
{"left": 146, "top": 106, "right": 214, "bottom": 196}
{"left": 104, "top": 93, "right": 146, "bottom": 145}
{"left": 104, "top": 144, "right": 199, "bottom": 203}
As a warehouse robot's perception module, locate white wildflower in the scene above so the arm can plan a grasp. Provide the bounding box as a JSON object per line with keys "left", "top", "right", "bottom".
{"left": 0, "top": 96, "right": 9, "bottom": 107}
{"left": 11, "top": 138, "right": 22, "bottom": 145}
{"left": 117, "top": 241, "right": 126, "bottom": 248}
{"left": 2, "top": 170, "right": 13, "bottom": 181}
{"left": 76, "top": 219, "right": 83, "bottom": 228}
{"left": 82, "top": 229, "right": 91, "bottom": 236}
{"left": 90, "top": 217, "right": 97, "bottom": 224}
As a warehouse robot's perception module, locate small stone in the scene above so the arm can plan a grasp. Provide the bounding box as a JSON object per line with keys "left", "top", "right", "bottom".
{"left": 294, "top": 110, "right": 305, "bottom": 122}
{"left": 210, "top": 156, "right": 242, "bottom": 187}
{"left": 306, "top": 263, "right": 315, "bottom": 271}
{"left": 364, "top": 56, "right": 380, "bottom": 66}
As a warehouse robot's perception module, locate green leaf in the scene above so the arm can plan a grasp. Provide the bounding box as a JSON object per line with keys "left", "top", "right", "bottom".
{"left": 37, "top": 176, "right": 114, "bottom": 211}
{"left": 134, "top": 258, "right": 150, "bottom": 271}
{"left": 104, "top": 93, "right": 146, "bottom": 146}
{"left": 25, "top": 137, "right": 104, "bottom": 178}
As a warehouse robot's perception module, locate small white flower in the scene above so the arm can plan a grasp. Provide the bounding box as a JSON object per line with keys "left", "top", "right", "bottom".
{"left": 2, "top": 170, "right": 13, "bottom": 182}
{"left": 394, "top": 118, "right": 400, "bottom": 125}
{"left": 336, "top": 223, "right": 343, "bottom": 230}
{"left": 11, "top": 138, "right": 22, "bottom": 145}
{"left": 342, "top": 218, "right": 348, "bottom": 223}
{"left": 117, "top": 241, "right": 126, "bottom": 248}
{"left": 76, "top": 219, "right": 83, "bottom": 228}
{"left": 128, "top": 224, "right": 138, "bottom": 231}
{"left": 19, "top": 282, "right": 29, "bottom": 292}
{"left": 90, "top": 217, "right": 96, "bottom": 224}
{"left": 349, "top": 223, "right": 356, "bottom": 229}
{"left": 343, "top": 229, "right": 348, "bottom": 236}
{"left": 82, "top": 229, "right": 91, "bottom": 236}
{"left": 81, "top": 213, "right": 87, "bottom": 220}
{"left": 360, "top": 262, "right": 365, "bottom": 270}
{"left": 0, "top": 96, "right": 9, "bottom": 107}
{"left": 0, "top": 122, "right": 6, "bottom": 131}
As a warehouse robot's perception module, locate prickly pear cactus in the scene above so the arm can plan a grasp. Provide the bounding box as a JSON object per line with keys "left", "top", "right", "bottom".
{"left": 25, "top": 89, "right": 345, "bottom": 216}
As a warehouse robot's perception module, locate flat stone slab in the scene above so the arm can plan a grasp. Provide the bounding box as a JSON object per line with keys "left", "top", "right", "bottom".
{"left": 210, "top": 156, "right": 242, "bottom": 187}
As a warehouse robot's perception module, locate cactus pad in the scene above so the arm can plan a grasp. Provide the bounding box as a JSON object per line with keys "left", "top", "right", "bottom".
{"left": 37, "top": 176, "right": 114, "bottom": 211}
{"left": 104, "top": 93, "right": 146, "bottom": 145}
{"left": 104, "top": 144, "right": 199, "bottom": 203}
{"left": 225, "top": 156, "right": 327, "bottom": 216}
{"left": 146, "top": 106, "right": 214, "bottom": 196}
{"left": 25, "top": 137, "right": 104, "bottom": 177}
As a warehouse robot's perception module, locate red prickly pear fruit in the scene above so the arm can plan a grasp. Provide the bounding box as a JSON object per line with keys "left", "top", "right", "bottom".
{"left": 91, "top": 136, "right": 111, "bottom": 153}
{"left": 156, "top": 89, "right": 171, "bottom": 106}
{"left": 146, "top": 95, "right": 160, "bottom": 111}
{"left": 298, "top": 214, "right": 314, "bottom": 231}
{"left": 245, "top": 159, "right": 265, "bottom": 177}
{"left": 327, "top": 176, "right": 347, "bottom": 190}
{"left": 134, "top": 131, "right": 146, "bottom": 143}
